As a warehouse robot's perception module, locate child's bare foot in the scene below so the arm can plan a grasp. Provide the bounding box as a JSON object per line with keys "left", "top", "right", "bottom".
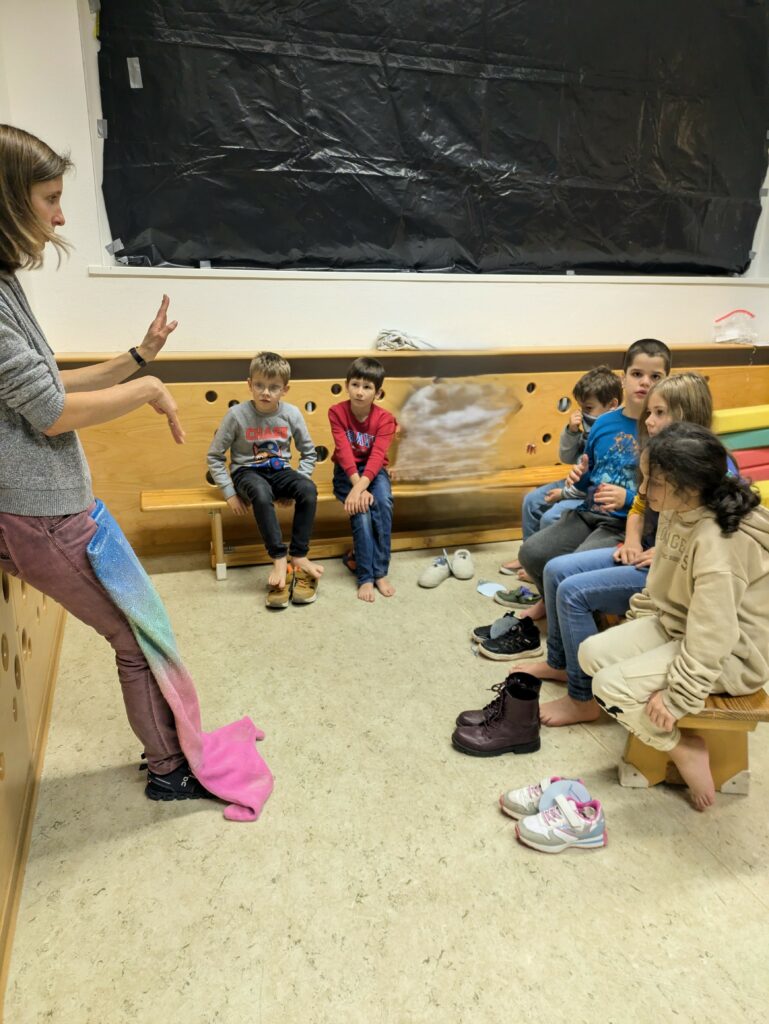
{"left": 522, "top": 661, "right": 568, "bottom": 683}
{"left": 358, "top": 582, "right": 376, "bottom": 603}
{"left": 500, "top": 559, "right": 521, "bottom": 573}
{"left": 516, "top": 599, "right": 546, "bottom": 621}
{"left": 541, "top": 695, "right": 601, "bottom": 727}
{"left": 375, "top": 577, "right": 395, "bottom": 597}
{"left": 518, "top": 569, "right": 534, "bottom": 583}
{"left": 291, "top": 556, "right": 324, "bottom": 579}
{"left": 268, "top": 556, "right": 288, "bottom": 588}
{"left": 668, "top": 734, "right": 716, "bottom": 811}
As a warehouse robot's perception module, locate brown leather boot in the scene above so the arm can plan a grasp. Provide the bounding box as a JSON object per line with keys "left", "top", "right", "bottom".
{"left": 452, "top": 675, "right": 540, "bottom": 756}
{"left": 455, "top": 671, "right": 540, "bottom": 727}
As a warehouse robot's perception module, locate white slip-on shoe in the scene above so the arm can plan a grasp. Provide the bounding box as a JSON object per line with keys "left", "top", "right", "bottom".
{"left": 418, "top": 550, "right": 453, "bottom": 588}
{"left": 450, "top": 548, "right": 475, "bottom": 580}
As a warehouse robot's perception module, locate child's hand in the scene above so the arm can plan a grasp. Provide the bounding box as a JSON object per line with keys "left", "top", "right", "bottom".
{"left": 614, "top": 541, "right": 643, "bottom": 564}
{"left": 594, "top": 484, "right": 626, "bottom": 512}
{"left": 226, "top": 495, "right": 247, "bottom": 516}
{"left": 344, "top": 487, "right": 373, "bottom": 515}
{"left": 645, "top": 690, "right": 676, "bottom": 732}
{"left": 566, "top": 454, "right": 588, "bottom": 488}
{"left": 633, "top": 546, "right": 655, "bottom": 569}
{"left": 526, "top": 442, "right": 538, "bottom": 455}
{"left": 545, "top": 487, "right": 563, "bottom": 504}
{"left": 567, "top": 410, "right": 583, "bottom": 433}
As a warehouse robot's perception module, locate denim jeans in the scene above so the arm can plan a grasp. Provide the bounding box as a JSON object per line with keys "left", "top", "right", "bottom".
{"left": 519, "top": 507, "right": 626, "bottom": 594}
{"left": 332, "top": 466, "right": 393, "bottom": 584}
{"left": 543, "top": 547, "right": 649, "bottom": 702}
{"left": 521, "top": 481, "right": 581, "bottom": 540}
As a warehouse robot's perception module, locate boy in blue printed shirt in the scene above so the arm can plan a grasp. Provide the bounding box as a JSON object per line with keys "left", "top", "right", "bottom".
{"left": 516, "top": 339, "right": 671, "bottom": 619}
{"left": 501, "top": 365, "right": 623, "bottom": 575}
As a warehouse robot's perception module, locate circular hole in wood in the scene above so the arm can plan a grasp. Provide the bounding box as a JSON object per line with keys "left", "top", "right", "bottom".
{"left": 0, "top": 753, "right": 5, "bottom": 782}
{"left": 379, "top": 390, "right": 386, "bottom": 400}
{"left": 12, "top": 698, "right": 17, "bottom": 722}
{"left": 526, "top": 382, "right": 536, "bottom": 394}
{"left": 36, "top": 606, "right": 41, "bottom": 623}
{"left": 21, "top": 630, "right": 27, "bottom": 656}
{"left": 1, "top": 634, "right": 8, "bottom": 671}
{"left": 205, "top": 390, "right": 218, "bottom": 403}
{"left": 20, "top": 581, "right": 27, "bottom": 602}
{"left": 228, "top": 399, "right": 239, "bottom": 408}
{"left": 542, "top": 433, "right": 552, "bottom": 443}
{"left": 1, "top": 574, "right": 9, "bottom": 603}
{"left": 315, "top": 445, "right": 329, "bottom": 463}
{"left": 14, "top": 655, "right": 21, "bottom": 689}
{"left": 205, "top": 471, "right": 216, "bottom": 486}
{"left": 331, "top": 383, "right": 342, "bottom": 395}
{"left": 557, "top": 396, "right": 571, "bottom": 412}
{"left": 305, "top": 401, "right": 317, "bottom": 413}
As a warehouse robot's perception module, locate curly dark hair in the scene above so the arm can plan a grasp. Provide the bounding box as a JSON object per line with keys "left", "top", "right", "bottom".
{"left": 646, "top": 422, "right": 759, "bottom": 534}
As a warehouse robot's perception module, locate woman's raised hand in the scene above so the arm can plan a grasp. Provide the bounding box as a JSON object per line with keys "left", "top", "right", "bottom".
{"left": 148, "top": 379, "right": 186, "bottom": 444}
{"left": 138, "top": 294, "right": 178, "bottom": 362}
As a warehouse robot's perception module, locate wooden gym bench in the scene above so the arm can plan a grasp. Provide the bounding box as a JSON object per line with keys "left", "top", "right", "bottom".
{"left": 618, "top": 688, "right": 769, "bottom": 795}
{"left": 141, "top": 463, "right": 564, "bottom": 579}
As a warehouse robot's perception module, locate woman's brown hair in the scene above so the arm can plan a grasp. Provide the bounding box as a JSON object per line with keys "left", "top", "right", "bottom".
{"left": 0, "top": 124, "right": 72, "bottom": 273}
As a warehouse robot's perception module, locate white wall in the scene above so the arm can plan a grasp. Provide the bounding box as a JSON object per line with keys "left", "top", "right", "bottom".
{"left": 2, "top": 0, "right": 768, "bottom": 355}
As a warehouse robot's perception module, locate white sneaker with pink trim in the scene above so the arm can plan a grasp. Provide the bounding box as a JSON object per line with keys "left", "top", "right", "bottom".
{"left": 515, "top": 794, "right": 607, "bottom": 853}
{"left": 499, "top": 776, "right": 589, "bottom": 820}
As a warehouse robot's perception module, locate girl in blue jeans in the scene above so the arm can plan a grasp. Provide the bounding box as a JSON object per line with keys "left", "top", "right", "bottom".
{"left": 519, "top": 373, "right": 714, "bottom": 726}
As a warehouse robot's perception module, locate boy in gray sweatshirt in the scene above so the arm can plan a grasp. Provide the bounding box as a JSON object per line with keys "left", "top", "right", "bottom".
{"left": 207, "top": 352, "right": 323, "bottom": 608}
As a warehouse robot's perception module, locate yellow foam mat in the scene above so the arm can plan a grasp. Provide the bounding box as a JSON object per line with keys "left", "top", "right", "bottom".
{"left": 712, "top": 404, "right": 769, "bottom": 434}
{"left": 758, "top": 479, "right": 769, "bottom": 507}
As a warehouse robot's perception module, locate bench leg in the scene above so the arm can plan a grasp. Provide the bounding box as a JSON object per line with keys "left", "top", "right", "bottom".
{"left": 619, "top": 735, "right": 669, "bottom": 788}
{"left": 619, "top": 726, "right": 752, "bottom": 795}
{"left": 210, "top": 510, "right": 227, "bottom": 580}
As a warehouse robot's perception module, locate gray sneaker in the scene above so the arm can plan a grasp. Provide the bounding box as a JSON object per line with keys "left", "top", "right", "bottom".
{"left": 493, "top": 585, "right": 541, "bottom": 609}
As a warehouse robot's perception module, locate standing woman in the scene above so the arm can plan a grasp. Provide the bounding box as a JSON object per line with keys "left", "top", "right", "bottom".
{"left": 0, "top": 124, "right": 207, "bottom": 801}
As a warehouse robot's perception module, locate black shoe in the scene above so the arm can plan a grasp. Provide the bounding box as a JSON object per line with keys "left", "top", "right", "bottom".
{"left": 145, "top": 760, "right": 216, "bottom": 802}
{"left": 471, "top": 611, "right": 522, "bottom": 644}
{"left": 478, "top": 616, "right": 543, "bottom": 662}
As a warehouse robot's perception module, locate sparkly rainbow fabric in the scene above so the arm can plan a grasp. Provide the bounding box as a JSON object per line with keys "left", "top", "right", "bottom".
{"left": 86, "top": 500, "right": 273, "bottom": 821}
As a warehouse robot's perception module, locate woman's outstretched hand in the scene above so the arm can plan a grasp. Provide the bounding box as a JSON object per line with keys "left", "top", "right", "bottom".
{"left": 138, "top": 294, "right": 178, "bottom": 362}
{"left": 149, "top": 379, "right": 185, "bottom": 444}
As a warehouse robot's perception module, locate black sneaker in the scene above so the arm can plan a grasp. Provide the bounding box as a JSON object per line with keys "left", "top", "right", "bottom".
{"left": 145, "top": 760, "right": 217, "bottom": 802}
{"left": 478, "top": 616, "right": 544, "bottom": 662}
{"left": 471, "top": 611, "right": 522, "bottom": 644}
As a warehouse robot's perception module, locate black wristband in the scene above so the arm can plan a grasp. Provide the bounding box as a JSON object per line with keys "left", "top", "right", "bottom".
{"left": 129, "top": 346, "right": 146, "bottom": 368}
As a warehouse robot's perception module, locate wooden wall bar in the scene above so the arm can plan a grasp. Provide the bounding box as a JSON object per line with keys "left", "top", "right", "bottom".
{"left": 0, "top": 577, "right": 65, "bottom": 1009}
{"left": 61, "top": 346, "right": 769, "bottom": 557}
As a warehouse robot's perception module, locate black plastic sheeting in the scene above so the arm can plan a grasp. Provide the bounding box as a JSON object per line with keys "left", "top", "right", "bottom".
{"left": 97, "top": 1, "right": 769, "bottom": 274}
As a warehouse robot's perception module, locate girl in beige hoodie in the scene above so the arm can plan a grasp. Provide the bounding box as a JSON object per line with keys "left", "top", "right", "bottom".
{"left": 579, "top": 422, "right": 769, "bottom": 811}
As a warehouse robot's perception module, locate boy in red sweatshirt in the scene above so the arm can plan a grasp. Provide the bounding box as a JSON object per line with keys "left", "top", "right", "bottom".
{"left": 328, "top": 357, "right": 398, "bottom": 602}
